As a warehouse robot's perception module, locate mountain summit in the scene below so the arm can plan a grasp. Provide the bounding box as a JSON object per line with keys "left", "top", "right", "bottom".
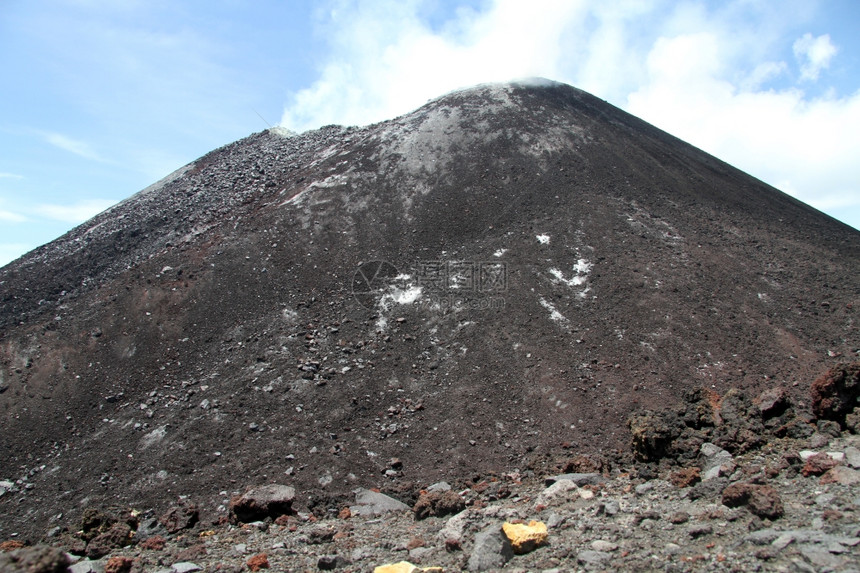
{"left": 1, "top": 80, "right": 857, "bottom": 539}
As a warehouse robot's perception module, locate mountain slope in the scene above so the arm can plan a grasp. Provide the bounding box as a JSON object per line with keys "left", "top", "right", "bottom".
{"left": 1, "top": 79, "right": 858, "bottom": 540}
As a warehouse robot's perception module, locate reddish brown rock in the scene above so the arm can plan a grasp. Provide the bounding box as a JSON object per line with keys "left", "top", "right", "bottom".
{"left": 0, "top": 545, "right": 69, "bottom": 573}
{"left": 175, "top": 544, "right": 207, "bottom": 562}
{"left": 721, "top": 483, "right": 783, "bottom": 519}
{"left": 802, "top": 452, "right": 839, "bottom": 477}
{"left": 560, "top": 454, "right": 607, "bottom": 474}
{"left": 139, "top": 535, "right": 166, "bottom": 551}
{"left": 757, "top": 387, "right": 790, "bottom": 419}
{"left": 105, "top": 555, "right": 134, "bottom": 573}
{"left": 86, "top": 523, "right": 133, "bottom": 559}
{"left": 246, "top": 553, "right": 270, "bottom": 571}
{"left": 811, "top": 362, "right": 860, "bottom": 425}
{"left": 159, "top": 503, "right": 199, "bottom": 534}
{"left": 0, "top": 540, "right": 25, "bottom": 552}
{"left": 413, "top": 491, "right": 466, "bottom": 520}
{"left": 669, "top": 467, "right": 701, "bottom": 488}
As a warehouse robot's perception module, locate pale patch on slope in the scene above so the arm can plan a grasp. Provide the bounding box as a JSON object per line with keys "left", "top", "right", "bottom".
{"left": 549, "top": 258, "right": 592, "bottom": 288}
{"left": 373, "top": 83, "right": 518, "bottom": 179}
{"left": 539, "top": 297, "right": 569, "bottom": 325}
{"left": 375, "top": 274, "right": 423, "bottom": 331}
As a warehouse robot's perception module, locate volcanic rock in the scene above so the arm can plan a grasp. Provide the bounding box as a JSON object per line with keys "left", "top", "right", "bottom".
{"left": 802, "top": 452, "right": 840, "bottom": 477}
{"left": 0, "top": 545, "right": 69, "bottom": 573}
{"left": 757, "top": 386, "right": 791, "bottom": 420}
{"left": 0, "top": 79, "right": 858, "bottom": 542}
{"left": 349, "top": 489, "right": 409, "bottom": 517}
{"left": 501, "top": 520, "right": 548, "bottom": 554}
{"left": 467, "top": 525, "right": 514, "bottom": 571}
{"left": 721, "top": 482, "right": 784, "bottom": 519}
{"left": 86, "top": 522, "right": 133, "bottom": 559}
{"left": 811, "top": 362, "right": 860, "bottom": 426}
{"left": 412, "top": 490, "right": 465, "bottom": 520}
{"left": 229, "top": 485, "right": 296, "bottom": 523}
{"left": 159, "top": 502, "right": 199, "bottom": 533}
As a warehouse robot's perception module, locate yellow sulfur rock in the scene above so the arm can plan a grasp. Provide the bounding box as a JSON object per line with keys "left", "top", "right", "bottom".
{"left": 502, "top": 520, "right": 548, "bottom": 554}
{"left": 373, "top": 562, "right": 443, "bottom": 573}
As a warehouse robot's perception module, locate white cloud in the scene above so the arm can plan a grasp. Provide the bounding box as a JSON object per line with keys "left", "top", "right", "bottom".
{"left": 281, "top": 0, "right": 588, "bottom": 131}
{"left": 0, "top": 197, "right": 28, "bottom": 222}
{"left": 626, "top": 31, "right": 860, "bottom": 216}
{"left": 44, "top": 132, "right": 104, "bottom": 161}
{"left": 0, "top": 209, "right": 27, "bottom": 222}
{"left": 0, "top": 172, "right": 24, "bottom": 179}
{"left": 34, "top": 199, "right": 118, "bottom": 223}
{"left": 279, "top": 1, "right": 859, "bottom": 230}
{"left": 793, "top": 33, "right": 837, "bottom": 81}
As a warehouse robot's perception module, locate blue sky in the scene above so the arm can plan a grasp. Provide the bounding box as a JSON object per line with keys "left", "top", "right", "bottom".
{"left": 1, "top": 0, "right": 859, "bottom": 266}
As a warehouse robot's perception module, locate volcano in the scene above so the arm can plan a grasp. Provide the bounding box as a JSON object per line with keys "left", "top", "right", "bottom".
{"left": 1, "top": 79, "right": 858, "bottom": 541}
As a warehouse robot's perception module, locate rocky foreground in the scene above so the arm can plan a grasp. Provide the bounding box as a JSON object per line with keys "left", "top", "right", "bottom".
{"left": 2, "top": 364, "right": 860, "bottom": 573}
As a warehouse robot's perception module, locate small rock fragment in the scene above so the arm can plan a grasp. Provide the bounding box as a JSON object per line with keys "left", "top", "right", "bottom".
{"left": 468, "top": 526, "right": 514, "bottom": 572}
{"left": 317, "top": 554, "right": 346, "bottom": 570}
{"left": 629, "top": 410, "right": 677, "bottom": 461}
{"left": 350, "top": 488, "right": 409, "bottom": 517}
{"left": 845, "top": 446, "right": 860, "bottom": 468}
{"left": 543, "top": 473, "right": 604, "bottom": 487}
{"left": 0, "top": 545, "right": 69, "bottom": 573}
{"left": 802, "top": 452, "right": 839, "bottom": 477}
{"left": 413, "top": 490, "right": 465, "bottom": 520}
{"left": 427, "top": 481, "right": 451, "bottom": 492}
{"left": 758, "top": 387, "right": 790, "bottom": 419}
{"left": 699, "top": 443, "right": 735, "bottom": 480}
{"left": 688, "top": 523, "right": 713, "bottom": 538}
{"left": 105, "top": 556, "right": 134, "bottom": 573}
{"left": 664, "top": 543, "right": 681, "bottom": 555}
{"left": 810, "top": 362, "right": 860, "bottom": 425}
{"left": 159, "top": 503, "right": 199, "bottom": 534}
{"left": 668, "top": 511, "right": 690, "bottom": 524}
{"left": 721, "top": 483, "right": 784, "bottom": 519}
{"left": 535, "top": 479, "right": 579, "bottom": 507}
{"left": 140, "top": 535, "right": 166, "bottom": 551}
{"left": 307, "top": 527, "right": 336, "bottom": 544}
{"left": 230, "top": 484, "right": 296, "bottom": 523}
{"left": 577, "top": 550, "right": 611, "bottom": 565}
{"left": 86, "top": 523, "right": 133, "bottom": 559}
{"left": 599, "top": 500, "right": 620, "bottom": 516}
{"left": 0, "top": 540, "right": 25, "bottom": 552}
{"left": 246, "top": 553, "right": 269, "bottom": 572}
{"left": 67, "top": 562, "right": 100, "bottom": 573}
{"left": 171, "top": 564, "right": 203, "bottom": 573}
{"left": 591, "top": 540, "right": 618, "bottom": 552}
{"left": 502, "top": 520, "right": 548, "bottom": 554}
{"left": 820, "top": 466, "right": 860, "bottom": 485}
{"left": 669, "top": 467, "right": 701, "bottom": 488}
